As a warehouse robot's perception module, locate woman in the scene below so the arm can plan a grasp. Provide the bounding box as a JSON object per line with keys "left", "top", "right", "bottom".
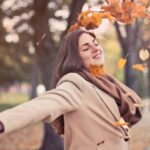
{"left": 0, "top": 29, "right": 142, "bottom": 150}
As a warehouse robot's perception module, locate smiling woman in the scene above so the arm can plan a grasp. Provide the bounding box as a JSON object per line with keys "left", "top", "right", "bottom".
{"left": 78, "top": 32, "right": 105, "bottom": 68}
{"left": 0, "top": 29, "right": 142, "bottom": 150}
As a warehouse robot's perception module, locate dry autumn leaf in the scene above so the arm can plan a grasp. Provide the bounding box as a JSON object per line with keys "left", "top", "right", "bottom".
{"left": 139, "top": 49, "right": 150, "bottom": 61}
{"left": 102, "top": 0, "right": 148, "bottom": 24}
{"left": 67, "top": 23, "right": 79, "bottom": 33}
{"left": 67, "top": 0, "right": 150, "bottom": 32}
{"left": 118, "top": 58, "right": 127, "bottom": 69}
{"left": 132, "top": 64, "right": 146, "bottom": 72}
{"left": 89, "top": 64, "right": 104, "bottom": 77}
{"left": 78, "top": 11, "right": 102, "bottom": 30}
{"left": 113, "top": 118, "right": 129, "bottom": 127}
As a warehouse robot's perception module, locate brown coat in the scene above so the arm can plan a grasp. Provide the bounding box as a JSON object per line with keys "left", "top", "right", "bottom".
{"left": 0, "top": 73, "right": 138, "bottom": 150}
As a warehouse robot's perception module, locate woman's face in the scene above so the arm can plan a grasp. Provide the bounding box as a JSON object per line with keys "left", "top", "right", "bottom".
{"left": 78, "top": 33, "right": 105, "bottom": 69}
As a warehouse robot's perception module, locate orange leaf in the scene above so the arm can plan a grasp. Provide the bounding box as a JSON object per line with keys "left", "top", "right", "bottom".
{"left": 113, "top": 118, "right": 129, "bottom": 127}
{"left": 89, "top": 64, "right": 104, "bottom": 77}
{"left": 117, "top": 58, "right": 127, "bottom": 69}
{"left": 67, "top": 23, "right": 79, "bottom": 33}
{"left": 132, "top": 64, "right": 146, "bottom": 72}
{"left": 78, "top": 11, "right": 102, "bottom": 30}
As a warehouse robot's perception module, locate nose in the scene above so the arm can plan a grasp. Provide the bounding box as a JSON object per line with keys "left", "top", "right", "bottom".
{"left": 89, "top": 44, "right": 98, "bottom": 53}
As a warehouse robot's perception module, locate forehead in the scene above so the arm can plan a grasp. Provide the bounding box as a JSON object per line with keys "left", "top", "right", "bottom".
{"left": 78, "top": 33, "right": 95, "bottom": 47}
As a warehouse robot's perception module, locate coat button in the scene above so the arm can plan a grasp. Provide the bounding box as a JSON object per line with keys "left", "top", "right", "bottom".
{"left": 124, "top": 135, "right": 130, "bottom": 142}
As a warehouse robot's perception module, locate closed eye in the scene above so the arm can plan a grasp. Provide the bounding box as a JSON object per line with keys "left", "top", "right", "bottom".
{"left": 82, "top": 47, "right": 89, "bottom": 51}
{"left": 81, "top": 38, "right": 98, "bottom": 51}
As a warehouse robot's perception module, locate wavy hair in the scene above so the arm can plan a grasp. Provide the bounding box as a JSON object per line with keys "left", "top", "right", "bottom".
{"left": 51, "top": 29, "right": 96, "bottom": 136}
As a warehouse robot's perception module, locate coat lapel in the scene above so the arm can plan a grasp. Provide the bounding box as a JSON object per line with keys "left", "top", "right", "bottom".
{"left": 93, "top": 84, "right": 121, "bottom": 121}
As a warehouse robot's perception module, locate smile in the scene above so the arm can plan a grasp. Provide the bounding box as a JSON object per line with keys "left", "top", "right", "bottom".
{"left": 93, "top": 52, "right": 101, "bottom": 59}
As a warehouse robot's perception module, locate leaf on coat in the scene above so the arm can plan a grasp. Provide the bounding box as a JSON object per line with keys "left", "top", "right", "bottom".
{"left": 117, "top": 58, "right": 127, "bottom": 69}
{"left": 139, "top": 49, "right": 150, "bottom": 61}
{"left": 113, "top": 119, "right": 129, "bottom": 127}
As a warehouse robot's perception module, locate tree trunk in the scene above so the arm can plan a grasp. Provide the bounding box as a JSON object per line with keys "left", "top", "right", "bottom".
{"left": 114, "top": 21, "right": 142, "bottom": 92}
{"left": 30, "top": 0, "right": 86, "bottom": 149}
{"left": 40, "top": 123, "right": 64, "bottom": 150}
{"left": 66, "top": 0, "right": 86, "bottom": 32}
{"left": 31, "top": 0, "right": 63, "bottom": 150}
{"left": 30, "top": 54, "right": 39, "bottom": 99}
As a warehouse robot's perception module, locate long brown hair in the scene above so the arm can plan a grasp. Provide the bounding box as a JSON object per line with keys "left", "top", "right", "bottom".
{"left": 51, "top": 29, "right": 96, "bottom": 136}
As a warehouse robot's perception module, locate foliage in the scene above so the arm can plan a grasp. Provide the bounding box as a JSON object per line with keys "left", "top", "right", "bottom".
{"left": 68, "top": 0, "right": 150, "bottom": 32}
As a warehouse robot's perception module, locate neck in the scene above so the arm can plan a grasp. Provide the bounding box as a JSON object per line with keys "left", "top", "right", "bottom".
{"left": 88, "top": 64, "right": 104, "bottom": 77}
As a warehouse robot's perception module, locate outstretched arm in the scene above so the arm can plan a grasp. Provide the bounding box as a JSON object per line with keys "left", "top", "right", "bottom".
{"left": 0, "top": 73, "right": 84, "bottom": 136}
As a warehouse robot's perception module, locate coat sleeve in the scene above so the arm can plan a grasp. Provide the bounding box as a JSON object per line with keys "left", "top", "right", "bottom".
{"left": 0, "top": 73, "right": 84, "bottom": 135}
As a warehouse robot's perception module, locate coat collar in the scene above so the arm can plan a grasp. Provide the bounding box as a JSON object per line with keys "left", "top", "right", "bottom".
{"left": 92, "top": 84, "right": 121, "bottom": 121}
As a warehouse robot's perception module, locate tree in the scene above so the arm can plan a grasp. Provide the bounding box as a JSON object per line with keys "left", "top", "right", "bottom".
{"left": 0, "top": 1, "right": 32, "bottom": 85}
{"left": 114, "top": 21, "right": 143, "bottom": 92}
{"left": 39, "top": 0, "right": 86, "bottom": 149}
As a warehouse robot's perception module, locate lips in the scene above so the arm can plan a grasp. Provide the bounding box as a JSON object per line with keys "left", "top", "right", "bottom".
{"left": 93, "top": 51, "right": 102, "bottom": 59}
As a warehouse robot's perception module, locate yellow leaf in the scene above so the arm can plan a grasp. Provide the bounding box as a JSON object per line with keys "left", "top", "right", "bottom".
{"left": 113, "top": 118, "right": 129, "bottom": 127}
{"left": 118, "top": 58, "right": 127, "bottom": 69}
{"left": 139, "top": 49, "right": 150, "bottom": 61}
{"left": 132, "top": 64, "right": 145, "bottom": 72}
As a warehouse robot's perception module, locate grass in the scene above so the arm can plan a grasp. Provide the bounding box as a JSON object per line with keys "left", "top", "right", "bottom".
{"left": 0, "top": 93, "right": 29, "bottom": 112}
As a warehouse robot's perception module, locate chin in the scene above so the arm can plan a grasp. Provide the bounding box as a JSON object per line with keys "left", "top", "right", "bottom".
{"left": 93, "top": 60, "right": 105, "bottom": 66}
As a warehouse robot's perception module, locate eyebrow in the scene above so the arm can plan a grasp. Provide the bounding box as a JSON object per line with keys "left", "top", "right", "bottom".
{"left": 81, "top": 38, "right": 96, "bottom": 47}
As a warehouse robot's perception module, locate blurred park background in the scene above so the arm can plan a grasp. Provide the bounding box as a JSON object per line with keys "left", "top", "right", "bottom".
{"left": 0, "top": 0, "right": 150, "bottom": 150}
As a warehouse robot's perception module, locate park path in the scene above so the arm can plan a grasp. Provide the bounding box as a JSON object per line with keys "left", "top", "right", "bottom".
{"left": 130, "top": 111, "right": 150, "bottom": 150}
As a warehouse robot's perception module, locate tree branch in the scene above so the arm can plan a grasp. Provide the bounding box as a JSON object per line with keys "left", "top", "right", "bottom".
{"left": 65, "top": 0, "right": 86, "bottom": 32}
{"left": 114, "top": 21, "right": 126, "bottom": 49}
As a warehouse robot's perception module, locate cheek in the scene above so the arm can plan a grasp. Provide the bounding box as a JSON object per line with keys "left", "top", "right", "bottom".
{"left": 81, "top": 53, "right": 92, "bottom": 62}
{"left": 79, "top": 52, "right": 92, "bottom": 67}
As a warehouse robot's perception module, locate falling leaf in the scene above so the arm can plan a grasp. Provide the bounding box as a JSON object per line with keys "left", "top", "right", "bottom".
{"left": 36, "top": 32, "right": 46, "bottom": 46}
{"left": 67, "top": 0, "right": 149, "bottom": 31}
{"left": 67, "top": 23, "right": 79, "bottom": 33}
{"left": 78, "top": 11, "right": 102, "bottom": 30}
{"left": 139, "top": 49, "right": 150, "bottom": 61}
{"left": 102, "top": 0, "right": 148, "bottom": 24}
{"left": 132, "top": 64, "right": 146, "bottom": 72}
{"left": 89, "top": 64, "right": 104, "bottom": 77}
{"left": 118, "top": 58, "right": 127, "bottom": 69}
